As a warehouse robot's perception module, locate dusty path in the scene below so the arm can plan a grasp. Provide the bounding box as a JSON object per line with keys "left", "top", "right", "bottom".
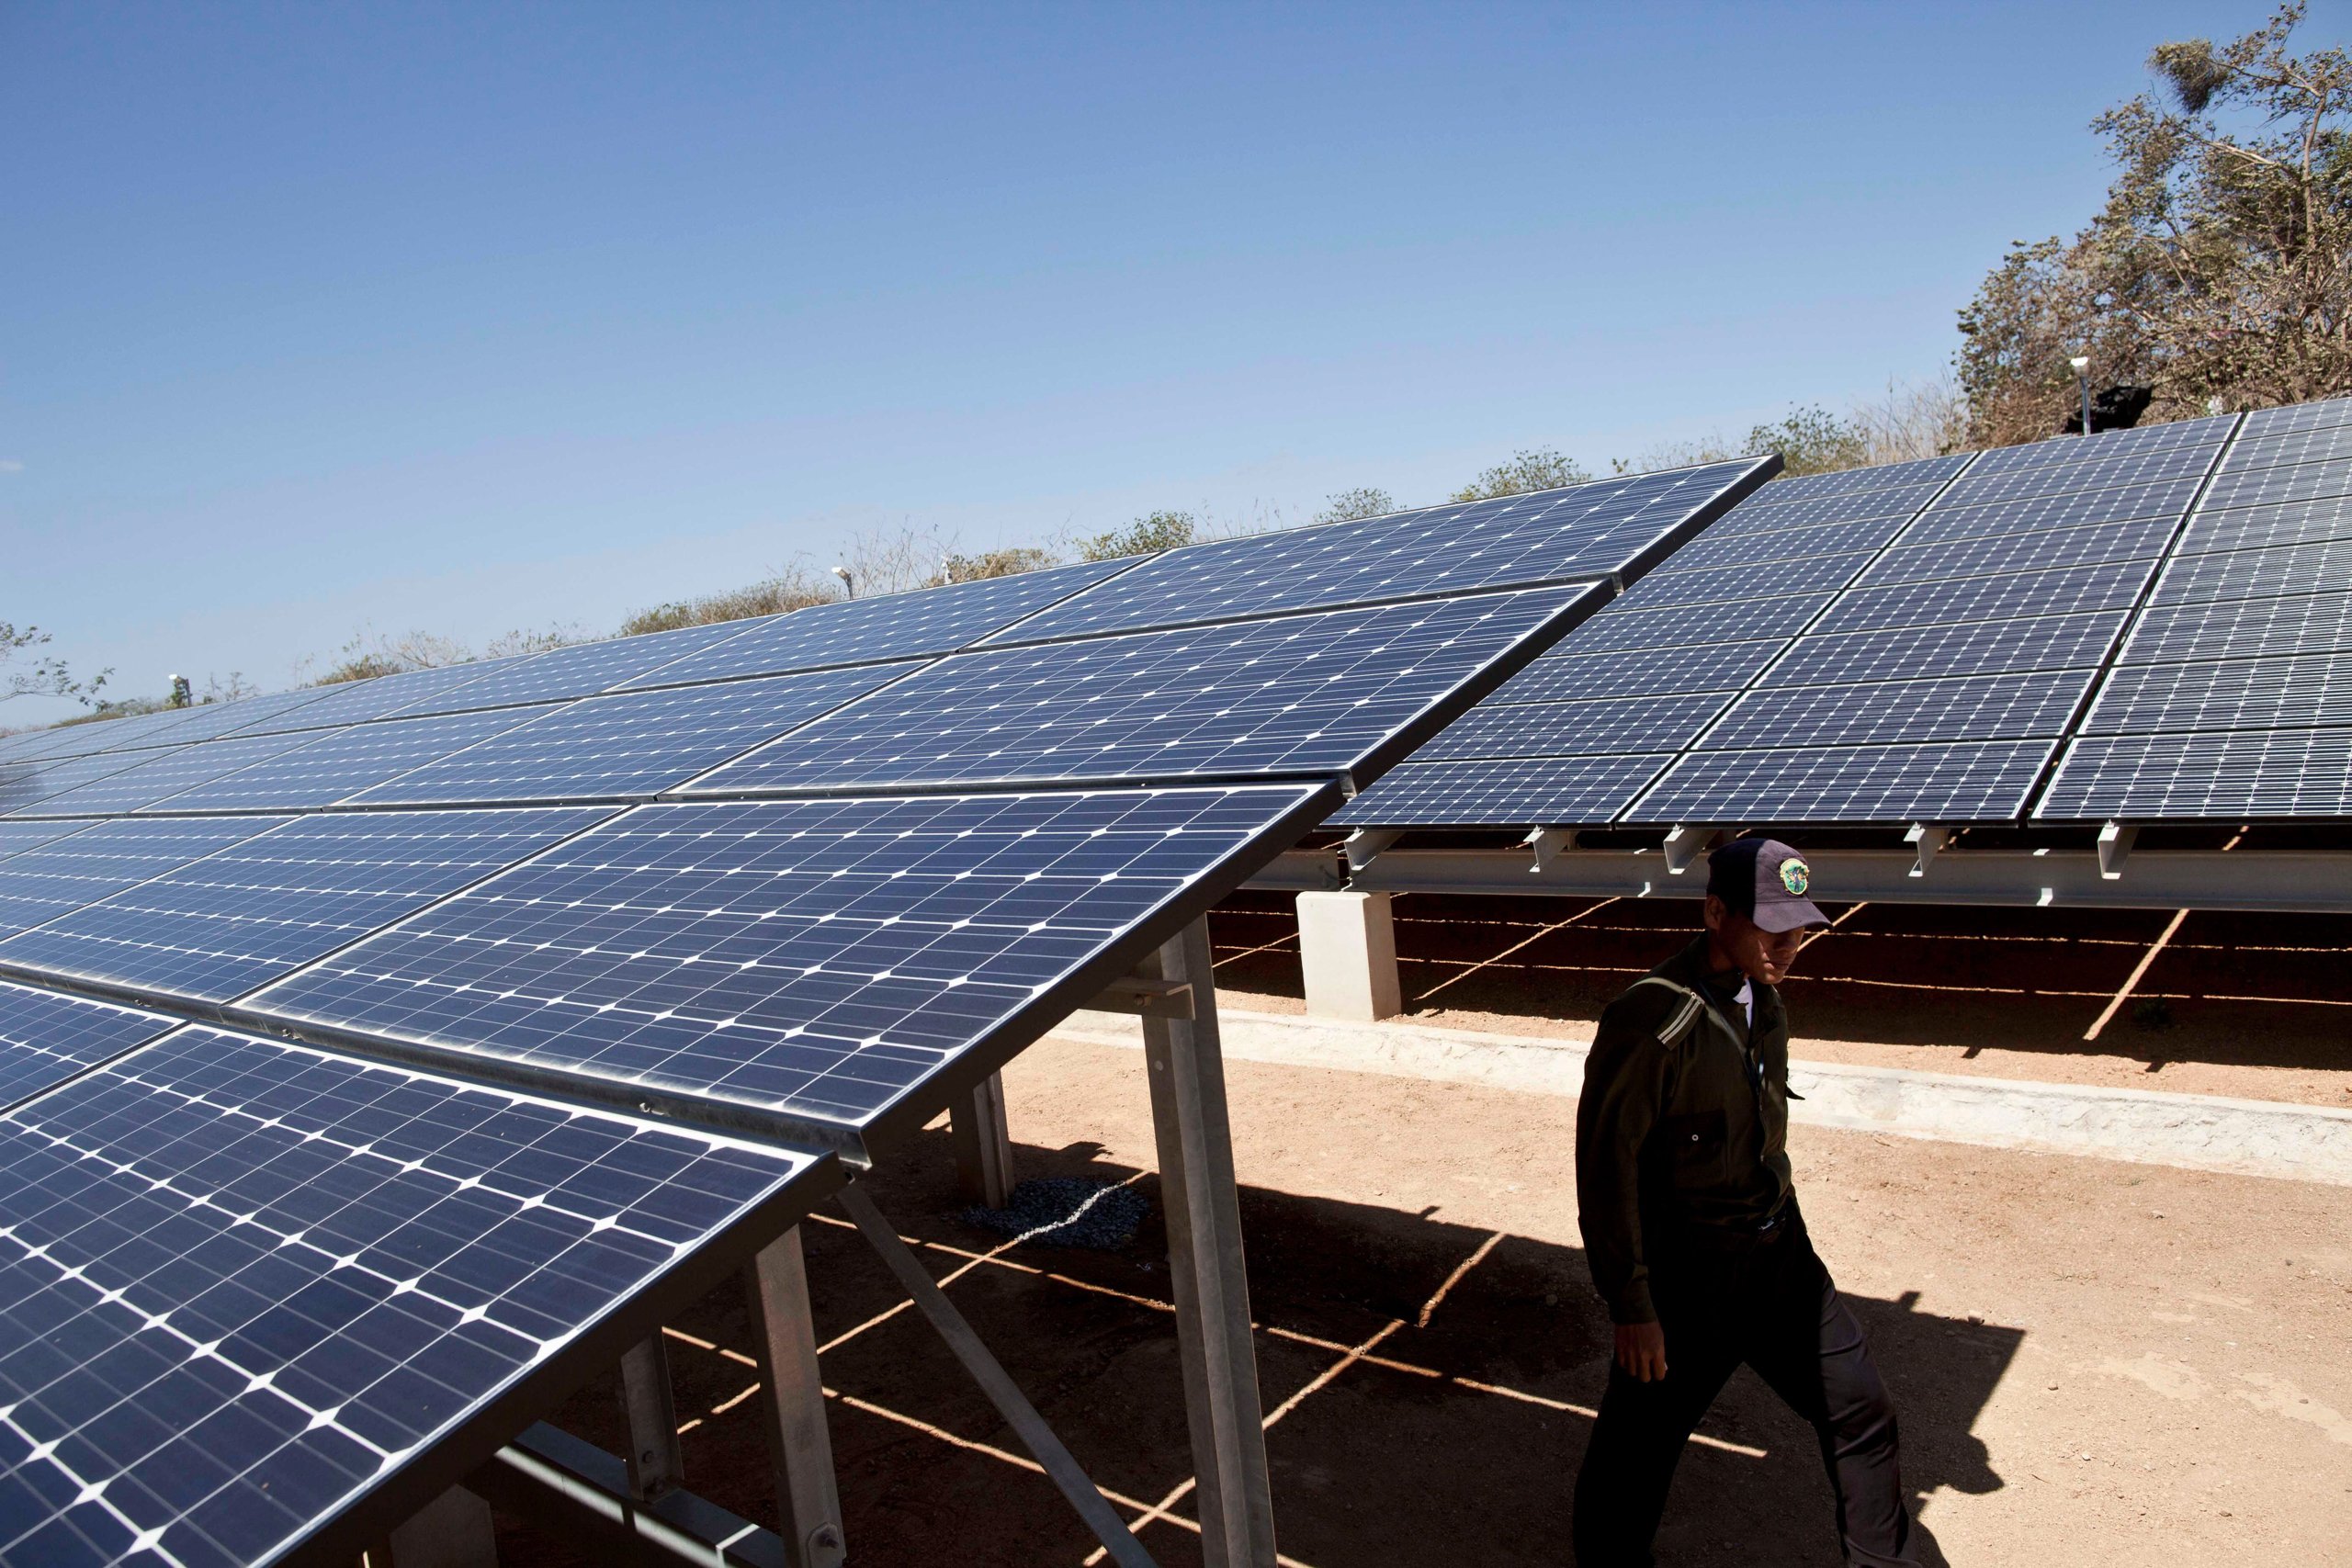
{"left": 504, "top": 1032, "right": 2351, "bottom": 1565}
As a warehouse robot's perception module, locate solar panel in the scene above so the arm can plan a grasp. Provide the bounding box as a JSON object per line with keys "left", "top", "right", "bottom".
{"left": 0, "top": 819, "right": 100, "bottom": 866}
{"left": 2221, "top": 423, "right": 2352, "bottom": 472}
{"left": 1809, "top": 558, "right": 2154, "bottom": 637}
{"left": 1857, "top": 513, "right": 2178, "bottom": 589}
{"left": 1332, "top": 753, "right": 1677, "bottom": 828}
{"left": 0, "top": 807, "right": 616, "bottom": 1005}
{"left": 1702, "top": 669, "right": 2083, "bottom": 749}
{"left": 2118, "top": 588, "right": 2352, "bottom": 664}
{"left": 0, "top": 1023, "right": 829, "bottom": 1568}
{"left": 1653, "top": 512, "right": 1915, "bottom": 570}
{"left": 11, "top": 734, "right": 323, "bottom": 820}
{"left": 2039, "top": 728, "right": 2352, "bottom": 818}
{"left": 1932, "top": 444, "right": 2218, "bottom": 510}
{"left": 985, "top": 461, "right": 1772, "bottom": 645}
{"left": 611, "top": 559, "right": 1136, "bottom": 691}
{"left": 138, "top": 705, "right": 569, "bottom": 815}
{"left": 2238, "top": 395, "right": 2352, "bottom": 437}
{"left": 0, "top": 749, "right": 175, "bottom": 818}
{"left": 117, "top": 688, "right": 344, "bottom": 750}
{"left": 1758, "top": 610, "right": 2129, "bottom": 689}
{"left": 683, "top": 588, "right": 1599, "bottom": 796}
{"left": 242, "top": 784, "right": 1333, "bottom": 1145}
{"left": 1419, "top": 690, "right": 1736, "bottom": 760}
{"left": 2081, "top": 650, "right": 2352, "bottom": 735}
{"left": 0, "top": 980, "right": 178, "bottom": 1111}
{"left": 1625, "top": 739, "right": 2057, "bottom": 824}
{"left": 2198, "top": 455, "right": 2352, "bottom": 513}
{"left": 351, "top": 663, "right": 922, "bottom": 807}
{"left": 219, "top": 659, "right": 540, "bottom": 740}
{"left": 1566, "top": 592, "right": 1835, "bottom": 655}
{"left": 0, "top": 818, "right": 288, "bottom": 942}
{"left": 1754, "top": 453, "right": 1973, "bottom": 497}
{"left": 1490, "top": 638, "right": 1788, "bottom": 703}
{"left": 1962, "top": 414, "right": 2233, "bottom": 473}
{"left": 19, "top": 708, "right": 212, "bottom": 761}
{"left": 2148, "top": 536, "right": 2352, "bottom": 606}
{"left": 377, "top": 619, "right": 757, "bottom": 717}
{"left": 1701, "top": 479, "right": 1950, "bottom": 537}
{"left": 1616, "top": 550, "right": 1871, "bottom": 609}
{"left": 1890, "top": 475, "right": 2207, "bottom": 547}
{"left": 2175, "top": 492, "right": 2352, "bottom": 555}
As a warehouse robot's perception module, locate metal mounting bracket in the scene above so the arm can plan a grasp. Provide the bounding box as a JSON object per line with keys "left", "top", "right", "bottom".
{"left": 1521, "top": 826, "right": 1577, "bottom": 873}
{"left": 1905, "top": 825, "right": 1951, "bottom": 879}
{"left": 2098, "top": 821, "right": 2139, "bottom": 881}
{"left": 1343, "top": 827, "right": 1402, "bottom": 872}
{"left": 1660, "top": 825, "right": 1718, "bottom": 875}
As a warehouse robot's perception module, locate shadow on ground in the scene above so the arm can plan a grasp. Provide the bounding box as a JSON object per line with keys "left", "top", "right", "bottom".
{"left": 495, "top": 1123, "right": 2013, "bottom": 1567}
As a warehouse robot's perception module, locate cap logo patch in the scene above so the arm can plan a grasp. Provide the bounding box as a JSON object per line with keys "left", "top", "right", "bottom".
{"left": 1779, "top": 858, "right": 1810, "bottom": 896}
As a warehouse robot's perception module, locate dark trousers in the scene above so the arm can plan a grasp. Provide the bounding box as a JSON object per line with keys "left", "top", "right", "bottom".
{"left": 1573, "top": 1217, "right": 1916, "bottom": 1566}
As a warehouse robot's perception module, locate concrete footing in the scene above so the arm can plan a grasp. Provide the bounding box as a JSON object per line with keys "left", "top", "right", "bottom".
{"left": 1295, "top": 891, "right": 1401, "bottom": 1022}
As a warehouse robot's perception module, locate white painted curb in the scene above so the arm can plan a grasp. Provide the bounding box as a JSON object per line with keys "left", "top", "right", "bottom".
{"left": 1052, "top": 1008, "right": 2352, "bottom": 1187}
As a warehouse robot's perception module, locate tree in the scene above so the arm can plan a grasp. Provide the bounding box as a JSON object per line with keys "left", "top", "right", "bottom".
{"left": 1742, "top": 404, "right": 1871, "bottom": 478}
{"left": 1080, "top": 510, "right": 1196, "bottom": 560}
{"left": 1450, "top": 447, "right": 1593, "bottom": 502}
{"left": 1958, "top": 4, "right": 2352, "bottom": 445}
{"left": 934, "top": 547, "right": 1056, "bottom": 584}
{"left": 1315, "top": 487, "right": 1396, "bottom": 524}
{"left": 0, "top": 620, "right": 107, "bottom": 708}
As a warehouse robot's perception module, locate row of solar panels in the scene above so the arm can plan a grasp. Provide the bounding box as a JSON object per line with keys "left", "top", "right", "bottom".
{"left": 0, "top": 459, "right": 1773, "bottom": 1567}
{"left": 1341, "top": 397, "right": 2352, "bottom": 828}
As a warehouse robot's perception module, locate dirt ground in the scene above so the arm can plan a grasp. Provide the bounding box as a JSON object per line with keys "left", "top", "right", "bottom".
{"left": 496, "top": 1020, "right": 2352, "bottom": 1563}
{"left": 1212, "top": 891, "right": 2352, "bottom": 1108}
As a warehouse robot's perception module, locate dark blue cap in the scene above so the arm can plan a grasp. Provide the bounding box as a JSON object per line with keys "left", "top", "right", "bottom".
{"left": 1706, "top": 838, "right": 1826, "bottom": 932}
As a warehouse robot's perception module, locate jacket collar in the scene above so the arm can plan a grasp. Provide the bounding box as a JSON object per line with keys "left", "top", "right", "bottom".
{"left": 1657, "top": 934, "right": 1777, "bottom": 1034}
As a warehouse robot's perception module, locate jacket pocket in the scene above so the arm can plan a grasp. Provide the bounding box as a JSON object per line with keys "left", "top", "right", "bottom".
{"left": 1661, "top": 1110, "right": 1727, "bottom": 1188}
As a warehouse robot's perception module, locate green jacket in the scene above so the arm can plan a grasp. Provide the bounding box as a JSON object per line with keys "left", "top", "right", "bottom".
{"left": 1575, "top": 935, "right": 1796, "bottom": 1324}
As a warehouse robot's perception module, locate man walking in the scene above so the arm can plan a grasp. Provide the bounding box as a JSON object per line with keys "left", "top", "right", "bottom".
{"left": 1572, "top": 838, "right": 1916, "bottom": 1565}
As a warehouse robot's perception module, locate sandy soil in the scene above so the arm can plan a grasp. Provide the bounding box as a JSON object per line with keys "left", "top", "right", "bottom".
{"left": 496, "top": 1032, "right": 2352, "bottom": 1566}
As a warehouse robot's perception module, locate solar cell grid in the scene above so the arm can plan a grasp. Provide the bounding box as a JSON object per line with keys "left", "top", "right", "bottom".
{"left": 354, "top": 663, "right": 925, "bottom": 807}
{"left": 1893, "top": 474, "right": 2208, "bottom": 547}
{"left": 243, "top": 784, "right": 1331, "bottom": 1139}
{"left": 684, "top": 588, "right": 1596, "bottom": 796}
{"left": 1933, "top": 444, "right": 2219, "bottom": 510}
{"left": 1810, "top": 558, "right": 2154, "bottom": 637}
{"left": 2222, "top": 423, "right": 2352, "bottom": 473}
{"left": 1657, "top": 512, "right": 1916, "bottom": 570}
{"left": 1962, "top": 415, "right": 2233, "bottom": 473}
{"left": 2039, "top": 728, "right": 2352, "bottom": 818}
{"left": 2120, "top": 588, "right": 2352, "bottom": 664}
{"left": 1758, "top": 612, "right": 2129, "bottom": 689}
{"left": 0, "top": 820, "right": 98, "bottom": 866}
{"left": 2197, "top": 455, "right": 2352, "bottom": 513}
{"left": 1858, "top": 513, "right": 2179, "bottom": 589}
{"left": 29, "top": 708, "right": 214, "bottom": 760}
{"left": 1419, "top": 690, "right": 1736, "bottom": 761}
{"left": 1569, "top": 592, "right": 1834, "bottom": 655}
{"left": 1703, "top": 670, "right": 2083, "bottom": 750}
{"left": 1626, "top": 739, "right": 2056, "bottom": 824}
{"left": 1492, "top": 639, "right": 1787, "bottom": 704}
{"left": 0, "top": 980, "right": 178, "bottom": 1112}
{"left": 120, "top": 689, "right": 343, "bottom": 750}
{"left": 614, "top": 558, "right": 1134, "bottom": 691}
{"left": 1613, "top": 551, "right": 1870, "bottom": 610}
{"left": 2149, "top": 536, "right": 2352, "bottom": 607}
{"left": 379, "top": 620, "right": 754, "bottom": 716}
{"left": 2239, "top": 396, "right": 2352, "bottom": 438}
{"left": 143, "top": 705, "right": 568, "bottom": 815}
{"left": 1754, "top": 453, "right": 1972, "bottom": 499}
{"left": 0, "top": 807, "right": 616, "bottom": 1005}
{"left": 0, "top": 817, "right": 289, "bottom": 943}
{"left": 0, "top": 1025, "right": 826, "bottom": 1568}
{"left": 987, "top": 460, "right": 1770, "bottom": 646}
{"left": 0, "top": 750, "right": 175, "bottom": 819}
{"left": 2083, "top": 650, "right": 2352, "bottom": 735}
{"left": 1333, "top": 752, "right": 1676, "bottom": 828}
{"left": 2176, "top": 493, "right": 2352, "bottom": 555}
{"left": 10, "top": 732, "right": 330, "bottom": 820}
{"left": 222, "top": 660, "right": 537, "bottom": 740}
{"left": 1701, "top": 479, "right": 1949, "bottom": 538}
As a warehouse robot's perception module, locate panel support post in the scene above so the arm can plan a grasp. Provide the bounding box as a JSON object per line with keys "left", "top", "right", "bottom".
{"left": 742, "top": 1227, "right": 847, "bottom": 1568}
{"left": 383, "top": 1486, "right": 497, "bottom": 1568}
{"left": 950, "top": 1070, "right": 1016, "bottom": 1209}
{"left": 1140, "top": 917, "right": 1278, "bottom": 1568}
{"left": 616, "top": 1334, "right": 684, "bottom": 1502}
{"left": 1295, "top": 889, "right": 1401, "bottom": 1023}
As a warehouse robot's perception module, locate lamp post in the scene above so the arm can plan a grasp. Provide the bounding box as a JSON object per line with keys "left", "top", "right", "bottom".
{"left": 2069, "top": 355, "right": 2092, "bottom": 436}
{"left": 831, "top": 565, "right": 854, "bottom": 600}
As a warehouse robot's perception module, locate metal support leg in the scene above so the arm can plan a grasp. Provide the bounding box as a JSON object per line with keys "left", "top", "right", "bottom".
{"left": 382, "top": 1486, "right": 497, "bottom": 1568}
{"left": 950, "top": 1069, "right": 1015, "bottom": 1208}
{"left": 617, "top": 1335, "right": 684, "bottom": 1502}
{"left": 1140, "top": 917, "right": 1278, "bottom": 1568}
{"left": 1295, "top": 889, "right": 1400, "bottom": 1022}
{"left": 742, "top": 1228, "right": 847, "bottom": 1568}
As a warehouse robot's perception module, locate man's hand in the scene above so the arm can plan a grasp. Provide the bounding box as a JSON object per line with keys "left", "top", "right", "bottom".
{"left": 1614, "top": 1320, "right": 1668, "bottom": 1382}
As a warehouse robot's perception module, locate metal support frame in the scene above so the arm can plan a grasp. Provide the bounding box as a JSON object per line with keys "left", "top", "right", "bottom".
{"left": 1342, "top": 826, "right": 1400, "bottom": 872}
{"left": 617, "top": 1336, "right": 684, "bottom": 1502}
{"left": 1905, "top": 824, "right": 1951, "bottom": 879}
{"left": 380, "top": 1486, "right": 498, "bottom": 1568}
{"left": 2098, "top": 820, "right": 2139, "bottom": 880}
{"left": 473, "top": 1422, "right": 787, "bottom": 1568}
{"left": 949, "top": 1070, "right": 1015, "bottom": 1209}
{"left": 1244, "top": 843, "right": 2352, "bottom": 913}
{"left": 1660, "top": 824, "right": 1718, "bottom": 875}
{"left": 835, "top": 1184, "right": 1159, "bottom": 1568}
{"left": 741, "top": 1228, "right": 847, "bottom": 1568}
{"left": 1139, "top": 918, "right": 1279, "bottom": 1568}
{"left": 1522, "top": 825, "right": 1577, "bottom": 873}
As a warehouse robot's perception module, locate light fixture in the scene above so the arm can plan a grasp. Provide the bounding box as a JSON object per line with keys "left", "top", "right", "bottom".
{"left": 831, "top": 564, "right": 854, "bottom": 599}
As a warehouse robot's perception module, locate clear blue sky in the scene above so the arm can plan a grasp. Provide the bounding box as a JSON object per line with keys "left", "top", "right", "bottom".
{"left": 5, "top": 2, "right": 2327, "bottom": 725}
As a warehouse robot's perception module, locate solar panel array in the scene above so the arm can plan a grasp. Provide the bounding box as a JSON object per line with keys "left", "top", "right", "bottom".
{"left": 1340, "top": 405, "right": 2352, "bottom": 829}
{"left": 0, "top": 459, "right": 1770, "bottom": 1562}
